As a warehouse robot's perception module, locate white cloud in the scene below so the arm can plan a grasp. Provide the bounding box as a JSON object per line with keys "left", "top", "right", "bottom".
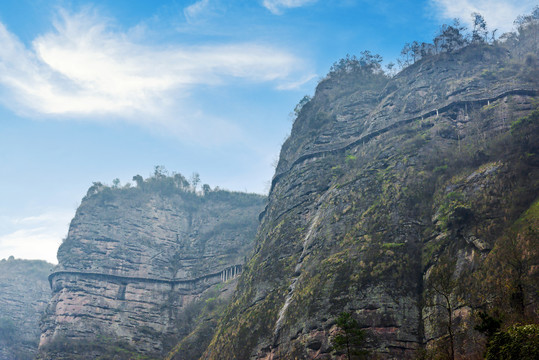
{"left": 430, "top": 0, "right": 537, "bottom": 33}
{"left": 0, "top": 210, "right": 74, "bottom": 264}
{"left": 262, "top": 0, "right": 318, "bottom": 15}
{"left": 0, "top": 9, "right": 306, "bottom": 135}
{"left": 276, "top": 73, "right": 317, "bottom": 90}
{"left": 184, "top": 0, "right": 211, "bottom": 22}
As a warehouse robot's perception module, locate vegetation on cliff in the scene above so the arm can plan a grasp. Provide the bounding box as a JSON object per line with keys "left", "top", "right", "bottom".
{"left": 86, "top": 166, "right": 261, "bottom": 205}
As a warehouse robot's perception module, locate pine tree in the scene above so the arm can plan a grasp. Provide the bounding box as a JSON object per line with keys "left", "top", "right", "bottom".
{"left": 332, "top": 312, "right": 368, "bottom": 359}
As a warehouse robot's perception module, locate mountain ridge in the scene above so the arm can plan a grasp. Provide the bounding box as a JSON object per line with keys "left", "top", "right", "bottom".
{"left": 202, "top": 23, "right": 539, "bottom": 360}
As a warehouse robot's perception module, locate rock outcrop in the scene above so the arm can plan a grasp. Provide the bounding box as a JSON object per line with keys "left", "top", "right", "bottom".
{"left": 0, "top": 258, "right": 52, "bottom": 360}
{"left": 204, "top": 32, "right": 539, "bottom": 359}
{"left": 38, "top": 183, "right": 265, "bottom": 359}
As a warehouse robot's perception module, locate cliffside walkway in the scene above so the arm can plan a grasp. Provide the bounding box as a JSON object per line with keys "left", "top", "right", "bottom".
{"left": 48, "top": 264, "right": 243, "bottom": 288}
{"left": 268, "top": 88, "right": 537, "bottom": 195}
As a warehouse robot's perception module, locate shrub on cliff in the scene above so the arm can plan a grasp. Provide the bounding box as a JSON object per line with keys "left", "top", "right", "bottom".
{"left": 485, "top": 324, "right": 539, "bottom": 360}
{"left": 511, "top": 109, "right": 539, "bottom": 163}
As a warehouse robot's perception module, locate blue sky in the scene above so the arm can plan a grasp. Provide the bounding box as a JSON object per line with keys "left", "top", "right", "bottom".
{"left": 0, "top": 0, "right": 536, "bottom": 264}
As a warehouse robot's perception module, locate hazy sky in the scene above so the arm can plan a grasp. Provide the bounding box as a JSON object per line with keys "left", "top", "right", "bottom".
{"left": 0, "top": 0, "right": 536, "bottom": 264}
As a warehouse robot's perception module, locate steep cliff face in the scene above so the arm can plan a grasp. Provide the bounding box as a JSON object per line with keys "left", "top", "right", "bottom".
{"left": 205, "top": 37, "right": 539, "bottom": 359}
{"left": 0, "top": 258, "right": 52, "bottom": 360}
{"left": 38, "top": 183, "right": 265, "bottom": 359}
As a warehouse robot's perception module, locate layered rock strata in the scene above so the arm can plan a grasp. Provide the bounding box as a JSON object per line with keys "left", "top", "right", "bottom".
{"left": 39, "top": 186, "right": 265, "bottom": 359}
{"left": 205, "top": 42, "right": 539, "bottom": 358}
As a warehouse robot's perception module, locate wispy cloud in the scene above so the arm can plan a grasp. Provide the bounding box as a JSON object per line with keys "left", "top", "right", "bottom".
{"left": 276, "top": 73, "right": 317, "bottom": 90}
{"left": 0, "top": 8, "right": 307, "bottom": 140}
{"left": 0, "top": 210, "right": 74, "bottom": 264}
{"left": 184, "top": 0, "right": 212, "bottom": 22}
{"left": 430, "top": 0, "right": 537, "bottom": 33}
{"left": 262, "top": 0, "right": 318, "bottom": 15}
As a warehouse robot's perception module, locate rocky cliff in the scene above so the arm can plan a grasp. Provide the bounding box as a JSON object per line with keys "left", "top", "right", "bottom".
{"left": 204, "top": 25, "right": 539, "bottom": 360}
{"left": 0, "top": 258, "right": 52, "bottom": 360}
{"left": 38, "top": 179, "right": 265, "bottom": 359}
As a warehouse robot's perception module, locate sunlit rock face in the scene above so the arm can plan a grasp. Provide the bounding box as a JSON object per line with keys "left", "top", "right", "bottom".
{"left": 0, "top": 258, "right": 52, "bottom": 360}
{"left": 204, "top": 42, "right": 539, "bottom": 359}
{"left": 38, "top": 186, "right": 265, "bottom": 359}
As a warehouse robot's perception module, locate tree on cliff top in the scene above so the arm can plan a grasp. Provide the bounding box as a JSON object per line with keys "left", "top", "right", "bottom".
{"left": 434, "top": 19, "right": 468, "bottom": 54}
{"left": 328, "top": 51, "right": 383, "bottom": 78}
{"left": 471, "top": 13, "right": 488, "bottom": 43}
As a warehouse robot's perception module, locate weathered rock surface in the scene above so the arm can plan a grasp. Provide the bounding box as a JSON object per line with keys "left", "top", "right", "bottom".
{"left": 38, "top": 185, "right": 265, "bottom": 359}
{"left": 0, "top": 258, "right": 52, "bottom": 360}
{"left": 205, "top": 38, "right": 539, "bottom": 359}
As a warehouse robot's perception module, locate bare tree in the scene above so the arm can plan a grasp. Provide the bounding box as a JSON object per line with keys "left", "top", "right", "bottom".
{"left": 471, "top": 13, "right": 488, "bottom": 43}
{"left": 190, "top": 172, "right": 200, "bottom": 192}
{"left": 425, "top": 257, "right": 461, "bottom": 360}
